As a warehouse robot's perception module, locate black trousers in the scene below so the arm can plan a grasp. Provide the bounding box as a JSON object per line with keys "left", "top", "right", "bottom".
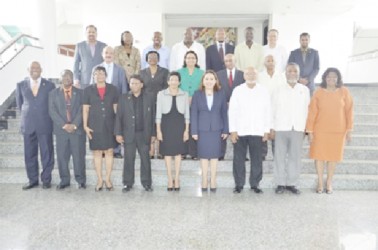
{"left": 55, "top": 133, "right": 86, "bottom": 185}
{"left": 123, "top": 132, "right": 152, "bottom": 186}
{"left": 233, "top": 135, "right": 263, "bottom": 187}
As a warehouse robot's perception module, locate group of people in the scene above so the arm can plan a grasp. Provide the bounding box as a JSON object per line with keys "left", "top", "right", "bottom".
{"left": 16, "top": 25, "right": 353, "bottom": 195}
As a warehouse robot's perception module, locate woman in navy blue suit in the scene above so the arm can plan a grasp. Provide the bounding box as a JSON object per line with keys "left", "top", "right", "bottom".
{"left": 190, "top": 70, "right": 228, "bottom": 192}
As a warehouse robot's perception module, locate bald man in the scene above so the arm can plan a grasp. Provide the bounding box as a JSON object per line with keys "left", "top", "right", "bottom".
{"left": 142, "top": 31, "right": 170, "bottom": 69}
{"left": 16, "top": 61, "right": 56, "bottom": 190}
{"left": 228, "top": 67, "right": 271, "bottom": 194}
{"left": 206, "top": 28, "right": 235, "bottom": 72}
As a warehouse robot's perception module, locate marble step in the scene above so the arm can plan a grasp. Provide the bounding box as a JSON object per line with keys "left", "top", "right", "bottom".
{"left": 1, "top": 167, "right": 377, "bottom": 190}
{"left": 1, "top": 155, "right": 377, "bottom": 175}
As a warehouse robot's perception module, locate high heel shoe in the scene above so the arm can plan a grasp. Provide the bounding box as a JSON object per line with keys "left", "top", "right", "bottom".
{"left": 316, "top": 189, "right": 323, "bottom": 194}
{"left": 95, "top": 181, "right": 104, "bottom": 192}
{"left": 201, "top": 188, "right": 208, "bottom": 192}
{"left": 210, "top": 188, "right": 217, "bottom": 193}
{"left": 174, "top": 180, "right": 180, "bottom": 191}
{"left": 105, "top": 181, "right": 114, "bottom": 191}
{"left": 326, "top": 188, "right": 333, "bottom": 194}
{"left": 167, "top": 187, "right": 173, "bottom": 191}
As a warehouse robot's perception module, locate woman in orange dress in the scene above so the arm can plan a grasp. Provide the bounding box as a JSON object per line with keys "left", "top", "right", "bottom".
{"left": 306, "top": 68, "right": 353, "bottom": 194}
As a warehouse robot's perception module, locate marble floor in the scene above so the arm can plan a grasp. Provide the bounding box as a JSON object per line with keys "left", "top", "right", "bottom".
{"left": 0, "top": 185, "right": 377, "bottom": 250}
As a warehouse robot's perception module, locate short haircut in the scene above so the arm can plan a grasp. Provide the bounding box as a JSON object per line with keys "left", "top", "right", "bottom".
{"left": 168, "top": 71, "right": 181, "bottom": 82}
{"left": 268, "top": 29, "right": 279, "bottom": 34}
{"left": 300, "top": 32, "right": 310, "bottom": 39}
{"left": 245, "top": 27, "right": 254, "bottom": 32}
{"left": 320, "top": 67, "right": 344, "bottom": 88}
{"left": 146, "top": 50, "right": 160, "bottom": 62}
{"left": 120, "top": 31, "right": 132, "bottom": 46}
{"left": 286, "top": 62, "right": 300, "bottom": 75}
{"left": 60, "top": 69, "right": 73, "bottom": 79}
{"left": 93, "top": 65, "right": 107, "bottom": 77}
{"left": 200, "top": 70, "right": 221, "bottom": 92}
{"left": 183, "top": 50, "right": 200, "bottom": 68}
{"left": 86, "top": 25, "right": 97, "bottom": 31}
{"left": 129, "top": 74, "right": 143, "bottom": 84}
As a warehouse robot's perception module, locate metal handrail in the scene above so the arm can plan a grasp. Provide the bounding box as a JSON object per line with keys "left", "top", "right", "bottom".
{"left": 0, "top": 33, "right": 42, "bottom": 55}
{"left": 349, "top": 49, "right": 378, "bottom": 62}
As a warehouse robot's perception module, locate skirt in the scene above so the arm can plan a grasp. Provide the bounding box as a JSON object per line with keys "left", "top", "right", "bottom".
{"left": 309, "top": 132, "right": 346, "bottom": 162}
{"left": 197, "top": 130, "right": 222, "bottom": 159}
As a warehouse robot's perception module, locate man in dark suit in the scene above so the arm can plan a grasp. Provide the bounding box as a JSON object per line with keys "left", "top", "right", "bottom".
{"left": 288, "top": 32, "right": 320, "bottom": 95}
{"left": 73, "top": 25, "right": 107, "bottom": 89}
{"left": 16, "top": 61, "right": 56, "bottom": 190}
{"left": 206, "top": 28, "right": 235, "bottom": 72}
{"left": 216, "top": 53, "right": 244, "bottom": 160}
{"left": 115, "top": 74, "right": 156, "bottom": 192}
{"left": 48, "top": 70, "right": 86, "bottom": 190}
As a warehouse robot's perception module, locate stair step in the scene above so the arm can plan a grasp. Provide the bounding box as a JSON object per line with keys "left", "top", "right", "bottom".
{"left": 1, "top": 155, "right": 377, "bottom": 175}
{"left": 1, "top": 168, "right": 377, "bottom": 190}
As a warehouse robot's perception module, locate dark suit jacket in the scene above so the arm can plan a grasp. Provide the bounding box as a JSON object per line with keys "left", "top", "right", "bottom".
{"left": 90, "top": 63, "right": 129, "bottom": 94}
{"left": 114, "top": 92, "right": 156, "bottom": 144}
{"left": 83, "top": 83, "right": 119, "bottom": 133}
{"left": 190, "top": 90, "right": 228, "bottom": 135}
{"left": 216, "top": 68, "right": 244, "bottom": 102}
{"left": 288, "top": 48, "right": 320, "bottom": 90}
{"left": 16, "top": 78, "right": 56, "bottom": 134}
{"left": 206, "top": 43, "right": 235, "bottom": 72}
{"left": 48, "top": 86, "right": 84, "bottom": 135}
{"left": 73, "top": 40, "right": 107, "bottom": 87}
{"left": 140, "top": 66, "right": 169, "bottom": 96}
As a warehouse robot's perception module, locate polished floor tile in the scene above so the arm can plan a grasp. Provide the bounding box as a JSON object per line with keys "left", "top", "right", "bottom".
{"left": 0, "top": 185, "right": 377, "bottom": 250}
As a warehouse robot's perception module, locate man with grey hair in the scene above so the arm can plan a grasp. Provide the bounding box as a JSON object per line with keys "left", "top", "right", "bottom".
{"left": 49, "top": 69, "right": 86, "bottom": 189}
{"left": 263, "top": 29, "right": 288, "bottom": 73}
{"left": 270, "top": 62, "right": 310, "bottom": 194}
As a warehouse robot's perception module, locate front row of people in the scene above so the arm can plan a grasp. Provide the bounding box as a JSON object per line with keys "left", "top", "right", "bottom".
{"left": 17, "top": 61, "right": 353, "bottom": 194}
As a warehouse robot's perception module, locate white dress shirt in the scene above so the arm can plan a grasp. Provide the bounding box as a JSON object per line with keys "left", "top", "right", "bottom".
{"left": 271, "top": 83, "right": 310, "bottom": 132}
{"left": 142, "top": 45, "right": 170, "bottom": 69}
{"left": 263, "top": 44, "right": 288, "bottom": 73}
{"left": 169, "top": 41, "right": 206, "bottom": 71}
{"left": 229, "top": 83, "right": 271, "bottom": 136}
{"left": 258, "top": 70, "right": 286, "bottom": 95}
{"left": 103, "top": 62, "right": 114, "bottom": 83}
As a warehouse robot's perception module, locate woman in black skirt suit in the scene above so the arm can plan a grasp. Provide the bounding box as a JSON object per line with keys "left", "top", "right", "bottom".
{"left": 156, "top": 72, "right": 190, "bottom": 191}
{"left": 83, "top": 66, "right": 119, "bottom": 191}
{"left": 191, "top": 70, "right": 228, "bottom": 192}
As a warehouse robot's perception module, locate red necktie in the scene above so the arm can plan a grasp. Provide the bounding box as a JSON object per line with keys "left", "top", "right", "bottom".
{"left": 219, "top": 43, "right": 224, "bottom": 62}
{"left": 65, "top": 90, "right": 72, "bottom": 123}
{"left": 228, "top": 70, "right": 233, "bottom": 88}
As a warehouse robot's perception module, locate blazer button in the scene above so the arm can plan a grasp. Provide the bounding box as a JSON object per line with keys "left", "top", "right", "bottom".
{"left": 102, "top": 108, "right": 105, "bottom": 110}
{"left": 132, "top": 116, "right": 135, "bottom": 119}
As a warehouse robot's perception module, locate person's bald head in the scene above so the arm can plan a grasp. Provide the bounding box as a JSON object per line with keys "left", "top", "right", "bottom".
{"left": 264, "top": 55, "right": 276, "bottom": 71}
{"left": 243, "top": 67, "right": 258, "bottom": 83}
{"left": 215, "top": 28, "right": 226, "bottom": 42}
{"left": 102, "top": 46, "right": 114, "bottom": 63}
{"left": 152, "top": 31, "right": 163, "bottom": 46}
{"left": 224, "top": 54, "right": 236, "bottom": 70}
{"left": 27, "top": 61, "right": 42, "bottom": 80}
{"left": 184, "top": 28, "right": 193, "bottom": 43}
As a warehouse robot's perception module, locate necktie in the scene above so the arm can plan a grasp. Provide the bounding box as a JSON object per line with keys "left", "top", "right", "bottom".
{"left": 65, "top": 90, "right": 72, "bottom": 123}
{"left": 219, "top": 43, "right": 224, "bottom": 62}
{"left": 32, "top": 80, "right": 38, "bottom": 96}
{"left": 229, "top": 70, "right": 233, "bottom": 88}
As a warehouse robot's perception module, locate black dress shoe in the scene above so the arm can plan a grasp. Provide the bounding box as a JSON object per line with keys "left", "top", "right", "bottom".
{"left": 251, "top": 186, "right": 263, "bottom": 194}
{"left": 143, "top": 185, "right": 153, "bottom": 192}
{"left": 218, "top": 157, "right": 224, "bottom": 161}
{"left": 113, "top": 153, "right": 123, "bottom": 159}
{"left": 286, "top": 186, "right": 301, "bottom": 195}
{"left": 22, "top": 182, "right": 38, "bottom": 190}
{"left": 42, "top": 183, "right": 51, "bottom": 189}
{"left": 275, "top": 185, "right": 285, "bottom": 194}
{"left": 233, "top": 186, "right": 243, "bottom": 193}
{"left": 78, "top": 183, "right": 86, "bottom": 189}
{"left": 56, "top": 184, "right": 70, "bottom": 190}
{"left": 122, "top": 185, "right": 133, "bottom": 193}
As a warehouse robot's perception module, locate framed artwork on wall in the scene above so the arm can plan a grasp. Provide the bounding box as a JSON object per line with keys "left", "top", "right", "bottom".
{"left": 190, "top": 27, "right": 237, "bottom": 48}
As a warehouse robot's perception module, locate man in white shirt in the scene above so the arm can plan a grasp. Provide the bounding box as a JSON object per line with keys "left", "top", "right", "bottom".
{"left": 263, "top": 29, "right": 288, "bottom": 73}
{"left": 234, "top": 27, "right": 264, "bottom": 71}
{"left": 141, "top": 31, "right": 170, "bottom": 70}
{"left": 270, "top": 62, "right": 310, "bottom": 195}
{"left": 169, "top": 28, "right": 206, "bottom": 71}
{"left": 259, "top": 55, "right": 286, "bottom": 159}
{"left": 229, "top": 67, "right": 271, "bottom": 194}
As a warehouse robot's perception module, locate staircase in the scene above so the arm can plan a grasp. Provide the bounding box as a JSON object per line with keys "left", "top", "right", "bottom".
{"left": 0, "top": 86, "right": 377, "bottom": 190}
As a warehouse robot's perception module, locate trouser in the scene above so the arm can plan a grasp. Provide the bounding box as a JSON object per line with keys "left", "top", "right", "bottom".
{"left": 273, "top": 131, "right": 304, "bottom": 186}
{"left": 233, "top": 135, "right": 263, "bottom": 187}
{"left": 55, "top": 133, "right": 86, "bottom": 185}
{"left": 123, "top": 132, "right": 152, "bottom": 186}
{"left": 23, "top": 132, "right": 54, "bottom": 184}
